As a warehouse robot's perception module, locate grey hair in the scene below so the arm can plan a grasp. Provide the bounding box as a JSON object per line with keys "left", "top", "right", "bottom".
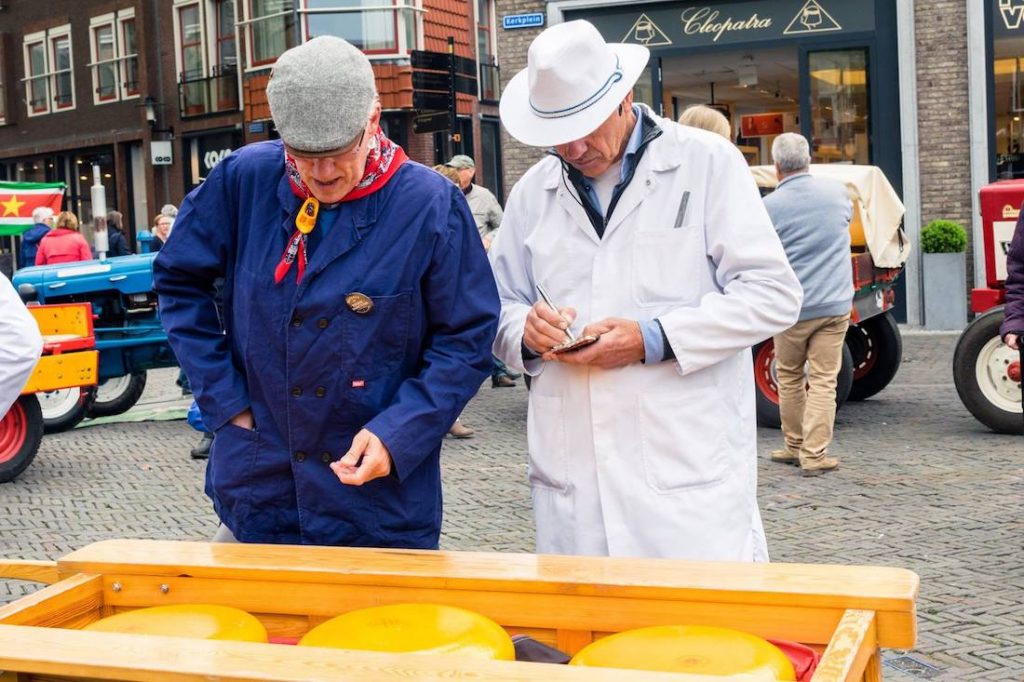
{"left": 32, "top": 206, "right": 54, "bottom": 224}
{"left": 771, "top": 133, "right": 811, "bottom": 173}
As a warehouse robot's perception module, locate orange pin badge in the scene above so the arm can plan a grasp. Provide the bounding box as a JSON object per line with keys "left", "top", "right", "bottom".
{"left": 296, "top": 197, "right": 319, "bottom": 234}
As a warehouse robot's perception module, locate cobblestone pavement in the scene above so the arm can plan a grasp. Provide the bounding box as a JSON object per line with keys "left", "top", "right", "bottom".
{"left": 1, "top": 330, "right": 1022, "bottom": 680}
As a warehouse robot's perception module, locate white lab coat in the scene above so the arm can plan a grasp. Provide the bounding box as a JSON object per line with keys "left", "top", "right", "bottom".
{"left": 489, "top": 111, "right": 802, "bottom": 561}
{"left": 0, "top": 277, "right": 43, "bottom": 418}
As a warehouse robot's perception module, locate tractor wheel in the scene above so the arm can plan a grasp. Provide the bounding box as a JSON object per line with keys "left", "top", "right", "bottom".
{"left": 846, "top": 312, "right": 903, "bottom": 401}
{"left": 0, "top": 395, "right": 44, "bottom": 483}
{"left": 89, "top": 372, "right": 147, "bottom": 418}
{"left": 39, "top": 387, "right": 95, "bottom": 433}
{"left": 753, "top": 339, "right": 854, "bottom": 429}
{"left": 953, "top": 307, "right": 1022, "bottom": 434}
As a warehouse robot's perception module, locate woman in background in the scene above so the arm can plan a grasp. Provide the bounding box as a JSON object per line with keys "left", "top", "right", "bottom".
{"left": 35, "top": 211, "right": 92, "bottom": 265}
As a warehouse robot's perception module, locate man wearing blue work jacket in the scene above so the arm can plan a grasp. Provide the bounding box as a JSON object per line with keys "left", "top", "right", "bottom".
{"left": 153, "top": 36, "right": 499, "bottom": 548}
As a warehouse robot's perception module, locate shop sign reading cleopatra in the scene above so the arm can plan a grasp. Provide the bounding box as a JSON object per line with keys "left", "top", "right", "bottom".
{"left": 575, "top": 0, "right": 873, "bottom": 49}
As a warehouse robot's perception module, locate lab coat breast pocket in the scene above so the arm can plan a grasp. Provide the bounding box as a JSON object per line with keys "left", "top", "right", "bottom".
{"left": 631, "top": 227, "right": 703, "bottom": 307}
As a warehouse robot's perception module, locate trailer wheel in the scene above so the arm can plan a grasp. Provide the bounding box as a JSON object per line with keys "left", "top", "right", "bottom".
{"left": 0, "top": 395, "right": 44, "bottom": 483}
{"left": 88, "top": 372, "right": 147, "bottom": 418}
{"left": 953, "top": 307, "right": 1022, "bottom": 434}
{"left": 39, "top": 387, "right": 94, "bottom": 433}
{"left": 753, "top": 340, "right": 854, "bottom": 429}
{"left": 846, "top": 312, "right": 903, "bottom": 401}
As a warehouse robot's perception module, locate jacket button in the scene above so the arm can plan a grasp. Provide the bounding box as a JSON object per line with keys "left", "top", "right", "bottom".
{"left": 321, "top": 452, "right": 332, "bottom": 463}
{"left": 317, "top": 317, "right": 329, "bottom": 329}
{"left": 291, "top": 386, "right": 302, "bottom": 397}
{"left": 315, "top": 386, "right": 326, "bottom": 397}
{"left": 294, "top": 451, "right": 306, "bottom": 462}
{"left": 291, "top": 314, "right": 303, "bottom": 327}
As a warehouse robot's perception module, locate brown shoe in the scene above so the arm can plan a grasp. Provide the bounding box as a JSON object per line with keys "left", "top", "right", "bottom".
{"left": 492, "top": 375, "right": 517, "bottom": 388}
{"left": 770, "top": 449, "right": 800, "bottom": 466}
{"left": 801, "top": 455, "right": 839, "bottom": 477}
{"left": 448, "top": 420, "right": 475, "bottom": 439}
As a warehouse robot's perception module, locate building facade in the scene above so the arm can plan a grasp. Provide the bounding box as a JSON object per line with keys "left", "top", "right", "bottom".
{"left": 494, "top": 0, "right": 1019, "bottom": 326}
{"left": 0, "top": 0, "right": 504, "bottom": 267}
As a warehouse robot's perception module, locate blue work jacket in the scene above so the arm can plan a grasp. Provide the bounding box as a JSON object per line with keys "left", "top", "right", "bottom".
{"left": 153, "top": 141, "right": 499, "bottom": 547}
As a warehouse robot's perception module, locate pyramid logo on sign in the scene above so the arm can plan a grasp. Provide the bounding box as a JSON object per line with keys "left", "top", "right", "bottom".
{"left": 623, "top": 14, "right": 672, "bottom": 46}
{"left": 783, "top": 0, "right": 842, "bottom": 35}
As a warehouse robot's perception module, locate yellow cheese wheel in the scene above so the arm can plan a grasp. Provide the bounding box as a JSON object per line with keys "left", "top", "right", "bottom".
{"left": 570, "top": 624, "right": 796, "bottom": 680}
{"left": 84, "top": 604, "right": 267, "bottom": 642}
{"left": 299, "top": 603, "right": 514, "bottom": 660}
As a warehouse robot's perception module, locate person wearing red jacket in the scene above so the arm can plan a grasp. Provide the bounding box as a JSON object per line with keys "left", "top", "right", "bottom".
{"left": 35, "top": 211, "right": 92, "bottom": 266}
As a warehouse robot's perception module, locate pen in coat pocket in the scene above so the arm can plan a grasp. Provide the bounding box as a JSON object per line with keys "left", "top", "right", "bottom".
{"left": 673, "top": 190, "right": 691, "bottom": 228}
{"left": 536, "top": 283, "right": 576, "bottom": 343}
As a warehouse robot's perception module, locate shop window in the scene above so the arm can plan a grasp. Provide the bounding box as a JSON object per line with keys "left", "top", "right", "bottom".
{"left": 808, "top": 49, "right": 870, "bottom": 165}
{"left": 173, "top": 0, "right": 241, "bottom": 116}
{"left": 302, "top": 0, "right": 421, "bottom": 54}
{"left": 992, "top": 20, "right": 1024, "bottom": 179}
{"left": 23, "top": 25, "right": 74, "bottom": 116}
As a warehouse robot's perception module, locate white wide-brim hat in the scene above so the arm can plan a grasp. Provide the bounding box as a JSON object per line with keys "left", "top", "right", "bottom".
{"left": 500, "top": 20, "right": 650, "bottom": 148}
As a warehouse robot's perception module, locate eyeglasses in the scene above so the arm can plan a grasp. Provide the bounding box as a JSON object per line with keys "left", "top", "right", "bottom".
{"left": 287, "top": 127, "right": 367, "bottom": 162}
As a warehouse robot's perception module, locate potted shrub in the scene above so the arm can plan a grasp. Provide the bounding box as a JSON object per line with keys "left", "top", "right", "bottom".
{"left": 921, "top": 219, "right": 968, "bottom": 330}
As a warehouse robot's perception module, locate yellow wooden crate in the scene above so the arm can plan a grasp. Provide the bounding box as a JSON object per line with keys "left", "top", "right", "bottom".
{"left": 20, "top": 350, "right": 98, "bottom": 394}
{"left": 0, "top": 540, "right": 917, "bottom": 681}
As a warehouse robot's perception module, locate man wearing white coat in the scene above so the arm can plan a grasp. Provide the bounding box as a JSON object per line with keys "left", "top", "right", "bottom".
{"left": 490, "top": 20, "right": 803, "bottom": 561}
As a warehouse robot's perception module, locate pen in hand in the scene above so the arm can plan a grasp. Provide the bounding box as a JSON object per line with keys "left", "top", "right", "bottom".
{"left": 536, "top": 283, "right": 576, "bottom": 343}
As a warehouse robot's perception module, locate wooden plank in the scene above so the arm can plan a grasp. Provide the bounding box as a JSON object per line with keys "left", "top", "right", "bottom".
{"left": 0, "top": 624, "right": 741, "bottom": 682}
{"left": 97, "top": 574, "right": 850, "bottom": 645}
{"left": 813, "top": 609, "right": 878, "bottom": 682}
{"left": 0, "top": 574, "right": 102, "bottom": 627}
{"left": 0, "top": 561, "right": 60, "bottom": 585}
{"left": 59, "top": 541, "right": 919, "bottom": 610}
{"left": 59, "top": 540, "right": 917, "bottom": 646}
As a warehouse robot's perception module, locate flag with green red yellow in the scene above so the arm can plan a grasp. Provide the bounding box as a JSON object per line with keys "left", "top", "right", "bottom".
{"left": 0, "top": 181, "right": 65, "bottom": 236}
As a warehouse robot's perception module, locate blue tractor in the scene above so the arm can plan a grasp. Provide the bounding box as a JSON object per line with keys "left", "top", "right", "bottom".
{"left": 13, "top": 252, "right": 178, "bottom": 431}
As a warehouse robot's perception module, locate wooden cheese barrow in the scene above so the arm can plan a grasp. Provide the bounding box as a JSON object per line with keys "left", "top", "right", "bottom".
{"left": 0, "top": 539, "right": 918, "bottom": 681}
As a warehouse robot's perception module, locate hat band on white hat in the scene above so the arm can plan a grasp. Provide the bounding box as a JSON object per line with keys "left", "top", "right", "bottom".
{"left": 528, "top": 58, "right": 623, "bottom": 120}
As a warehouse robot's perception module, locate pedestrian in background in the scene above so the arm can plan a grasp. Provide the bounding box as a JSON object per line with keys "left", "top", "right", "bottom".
{"left": 491, "top": 20, "right": 801, "bottom": 561}
{"left": 35, "top": 211, "right": 92, "bottom": 265}
{"left": 678, "top": 104, "right": 732, "bottom": 140}
{"left": 1000, "top": 208, "right": 1024, "bottom": 350}
{"left": 160, "top": 204, "right": 178, "bottom": 235}
{"left": 447, "top": 154, "right": 503, "bottom": 249}
{"left": 19, "top": 207, "right": 54, "bottom": 268}
{"left": 103, "top": 210, "right": 133, "bottom": 257}
{"left": 0, "top": 276, "right": 43, "bottom": 419}
{"left": 150, "top": 213, "right": 172, "bottom": 251}
{"left": 446, "top": 155, "right": 518, "bottom": 389}
{"left": 154, "top": 36, "right": 498, "bottom": 548}
{"left": 763, "top": 133, "right": 852, "bottom": 477}
{"left": 431, "top": 163, "right": 478, "bottom": 440}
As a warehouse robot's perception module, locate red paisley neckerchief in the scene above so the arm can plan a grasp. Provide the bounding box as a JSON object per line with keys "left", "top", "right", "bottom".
{"left": 274, "top": 127, "right": 408, "bottom": 284}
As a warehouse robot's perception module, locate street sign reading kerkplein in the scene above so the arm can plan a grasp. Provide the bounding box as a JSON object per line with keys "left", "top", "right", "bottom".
{"left": 503, "top": 13, "right": 545, "bottom": 30}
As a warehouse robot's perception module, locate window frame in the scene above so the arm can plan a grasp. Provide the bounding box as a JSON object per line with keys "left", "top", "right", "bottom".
{"left": 49, "top": 28, "right": 75, "bottom": 111}
{"left": 214, "top": 0, "right": 238, "bottom": 74}
{"left": 88, "top": 10, "right": 140, "bottom": 106}
{"left": 22, "top": 26, "right": 76, "bottom": 117}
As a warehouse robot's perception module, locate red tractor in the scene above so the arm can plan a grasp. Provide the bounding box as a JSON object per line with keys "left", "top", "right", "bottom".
{"left": 953, "top": 180, "right": 1024, "bottom": 434}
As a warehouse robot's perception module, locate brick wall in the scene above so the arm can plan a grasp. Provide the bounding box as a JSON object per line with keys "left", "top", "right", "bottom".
{"left": 495, "top": 0, "right": 547, "bottom": 192}
{"left": 914, "top": 0, "right": 975, "bottom": 285}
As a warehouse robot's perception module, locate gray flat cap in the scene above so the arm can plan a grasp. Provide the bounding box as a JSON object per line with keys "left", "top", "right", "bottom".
{"left": 267, "top": 36, "right": 377, "bottom": 155}
{"left": 447, "top": 154, "right": 475, "bottom": 169}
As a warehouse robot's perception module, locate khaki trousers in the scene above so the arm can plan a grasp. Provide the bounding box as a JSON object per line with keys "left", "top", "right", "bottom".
{"left": 773, "top": 314, "right": 851, "bottom": 462}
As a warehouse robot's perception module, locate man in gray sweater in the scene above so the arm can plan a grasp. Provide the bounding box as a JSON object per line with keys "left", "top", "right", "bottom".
{"left": 763, "top": 133, "right": 853, "bottom": 477}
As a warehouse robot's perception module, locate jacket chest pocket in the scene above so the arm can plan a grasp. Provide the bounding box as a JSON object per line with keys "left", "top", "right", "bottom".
{"left": 631, "top": 228, "right": 703, "bottom": 307}
{"left": 340, "top": 291, "right": 413, "bottom": 378}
